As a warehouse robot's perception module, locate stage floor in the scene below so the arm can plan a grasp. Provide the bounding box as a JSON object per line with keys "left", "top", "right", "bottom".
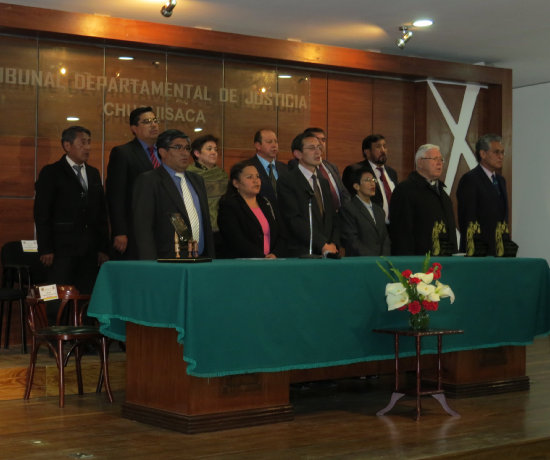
{"left": 0, "top": 336, "right": 549, "bottom": 458}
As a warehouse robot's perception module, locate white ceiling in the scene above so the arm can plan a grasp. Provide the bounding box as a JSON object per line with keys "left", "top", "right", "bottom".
{"left": 5, "top": 0, "right": 550, "bottom": 88}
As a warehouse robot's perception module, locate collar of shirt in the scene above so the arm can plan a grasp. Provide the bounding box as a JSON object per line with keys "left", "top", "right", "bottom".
{"left": 256, "top": 154, "right": 277, "bottom": 178}
{"left": 356, "top": 195, "right": 373, "bottom": 210}
{"left": 298, "top": 162, "right": 316, "bottom": 184}
{"left": 161, "top": 163, "right": 185, "bottom": 191}
{"left": 480, "top": 163, "right": 497, "bottom": 181}
{"left": 65, "top": 155, "right": 87, "bottom": 178}
{"left": 137, "top": 138, "right": 157, "bottom": 156}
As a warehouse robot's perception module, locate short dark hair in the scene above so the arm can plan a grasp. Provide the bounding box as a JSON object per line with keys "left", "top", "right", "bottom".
{"left": 361, "top": 134, "right": 385, "bottom": 158}
{"left": 190, "top": 134, "right": 219, "bottom": 161}
{"left": 350, "top": 166, "right": 374, "bottom": 193}
{"left": 303, "top": 127, "right": 325, "bottom": 136}
{"left": 156, "top": 129, "right": 189, "bottom": 150}
{"left": 61, "top": 126, "right": 91, "bottom": 146}
{"left": 223, "top": 159, "right": 258, "bottom": 197}
{"left": 291, "top": 132, "right": 317, "bottom": 152}
{"left": 253, "top": 129, "right": 276, "bottom": 144}
{"left": 129, "top": 106, "right": 154, "bottom": 126}
{"left": 475, "top": 134, "right": 502, "bottom": 162}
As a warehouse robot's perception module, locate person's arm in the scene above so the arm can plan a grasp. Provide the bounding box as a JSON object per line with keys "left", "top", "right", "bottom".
{"left": 218, "top": 198, "right": 265, "bottom": 258}
{"left": 389, "top": 187, "right": 415, "bottom": 255}
{"left": 132, "top": 174, "right": 158, "bottom": 260}
{"left": 106, "top": 147, "right": 129, "bottom": 252}
{"left": 34, "top": 165, "right": 56, "bottom": 261}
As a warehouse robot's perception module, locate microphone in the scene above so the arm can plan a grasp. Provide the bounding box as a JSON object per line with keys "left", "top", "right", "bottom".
{"left": 299, "top": 198, "right": 322, "bottom": 258}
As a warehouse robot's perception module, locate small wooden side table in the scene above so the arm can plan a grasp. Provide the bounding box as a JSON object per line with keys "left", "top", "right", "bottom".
{"left": 373, "top": 328, "right": 464, "bottom": 420}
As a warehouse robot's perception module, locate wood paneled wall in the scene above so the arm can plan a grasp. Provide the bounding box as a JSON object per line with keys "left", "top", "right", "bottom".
{"left": 0, "top": 3, "right": 512, "bottom": 258}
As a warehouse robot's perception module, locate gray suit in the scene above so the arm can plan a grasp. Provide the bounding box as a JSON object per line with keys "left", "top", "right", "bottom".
{"left": 341, "top": 196, "right": 390, "bottom": 256}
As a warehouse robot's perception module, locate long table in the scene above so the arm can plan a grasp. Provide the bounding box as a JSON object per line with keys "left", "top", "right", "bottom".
{"left": 88, "top": 256, "right": 550, "bottom": 432}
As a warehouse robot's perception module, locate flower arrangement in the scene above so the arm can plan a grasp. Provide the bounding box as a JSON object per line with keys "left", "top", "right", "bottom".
{"left": 377, "top": 253, "right": 455, "bottom": 330}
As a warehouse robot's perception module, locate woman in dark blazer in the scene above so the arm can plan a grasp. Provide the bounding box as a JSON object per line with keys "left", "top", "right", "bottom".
{"left": 218, "top": 160, "right": 286, "bottom": 258}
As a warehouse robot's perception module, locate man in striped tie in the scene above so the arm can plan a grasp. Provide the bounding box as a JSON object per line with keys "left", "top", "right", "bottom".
{"left": 132, "top": 129, "right": 215, "bottom": 260}
{"left": 106, "top": 106, "right": 161, "bottom": 260}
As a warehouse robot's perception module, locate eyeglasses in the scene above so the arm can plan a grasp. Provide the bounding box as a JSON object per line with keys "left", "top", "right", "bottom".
{"left": 140, "top": 118, "right": 159, "bottom": 125}
{"left": 421, "top": 157, "right": 445, "bottom": 164}
{"left": 361, "top": 178, "right": 378, "bottom": 183}
{"left": 303, "top": 145, "right": 323, "bottom": 151}
{"left": 167, "top": 144, "right": 191, "bottom": 152}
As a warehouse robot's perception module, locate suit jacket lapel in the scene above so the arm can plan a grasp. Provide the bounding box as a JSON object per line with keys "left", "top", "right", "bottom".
{"left": 353, "top": 196, "right": 378, "bottom": 232}
{"left": 131, "top": 137, "right": 154, "bottom": 171}
{"left": 158, "top": 167, "right": 189, "bottom": 225}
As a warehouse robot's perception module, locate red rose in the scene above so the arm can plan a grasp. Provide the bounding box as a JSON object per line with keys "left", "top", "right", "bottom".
{"left": 431, "top": 263, "right": 442, "bottom": 280}
{"left": 408, "top": 301, "right": 421, "bottom": 314}
{"left": 402, "top": 269, "right": 412, "bottom": 278}
{"left": 409, "top": 277, "right": 421, "bottom": 284}
{"left": 398, "top": 305, "right": 408, "bottom": 311}
{"left": 422, "top": 300, "right": 439, "bottom": 311}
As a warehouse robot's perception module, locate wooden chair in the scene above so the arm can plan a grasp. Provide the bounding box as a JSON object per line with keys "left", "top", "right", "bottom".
{"left": 24, "top": 285, "right": 114, "bottom": 408}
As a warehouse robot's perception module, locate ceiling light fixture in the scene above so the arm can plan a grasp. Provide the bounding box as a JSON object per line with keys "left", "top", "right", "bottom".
{"left": 396, "top": 26, "right": 413, "bottom": 49}
{"left": 161, "top": 0, "right": 177, "bottom": 18}
{"left": 66, "top": 116, "right": 80, "bottom": 121}
{"left": 413, "top": 19, "right": 433, "bottom": 28}
{"left": 118, "top": 56, "right": 134, "bottom": 61}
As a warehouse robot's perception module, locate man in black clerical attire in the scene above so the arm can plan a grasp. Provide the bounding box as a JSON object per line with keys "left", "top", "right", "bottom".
{"left": 457, "top": 134, "right": 509, "bottom": 255}
{"left": 342, "top": 134, "right": 398, "bottom": 223}
{"left": 389, "top": 144, "right": 457, "bottom": 255}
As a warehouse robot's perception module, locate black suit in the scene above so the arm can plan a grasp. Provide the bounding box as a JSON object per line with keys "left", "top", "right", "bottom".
{"left": 132, "top": 166, "right": 214, "bottom": 260}
{"left": 34, "top": 155, "right": 109, "bottom": 293}
{"left": 277, "top": 167, "right": 340, "bottom": 256}
{"left": 249, "top": 155, "right": 288, "bottom": 205}
{"left": 217, "top": 193, "right": 286, "bottom": 258}
{"left": 456, "top": 164, "right": 509, "bottom": 254}
{"left": 106, "top": 137, "right": 154, "bottom": 259}
{"left": 342, "top": 160, "right": 398, "bottom": 207}
{"left": 389, "top": 171, "right": 457, "bottom": 256}
{"left": 289, "top": 158, "right": 351, "bottom": 209}
{"left": 341, "top": 196, "right": 390, "bottom": 256}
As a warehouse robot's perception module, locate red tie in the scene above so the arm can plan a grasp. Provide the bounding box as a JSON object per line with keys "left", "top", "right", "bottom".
{"left": 376, "top": 166, "right": 392, "bottom": 203}
{"left": 148, "top": 146, "right": 160, "bottom": 168}
{"left": 318, "top": 163, "right": 340, "bottom": 209}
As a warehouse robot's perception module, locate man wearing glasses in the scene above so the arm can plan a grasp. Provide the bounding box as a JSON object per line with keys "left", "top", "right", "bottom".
{"left": 106, "top": 106, "right": 160, "bottom": 259}
{"left": 457, "top": 134, "right": 508, "bottom": 255}
{"left": 278, "top": 132, "right": 340, "bottom": 257}
{"left": 389, "top": 144, "right": 457, "bottom": 255}
{"left": 132, "top": 129, "right": 214, "bottom": 260}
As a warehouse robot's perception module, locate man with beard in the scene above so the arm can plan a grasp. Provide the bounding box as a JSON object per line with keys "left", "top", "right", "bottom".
{"left": 389, "top": 144, "right": 457, "bottom": 255}
{"left": 106, "top": 106, "right": 160, "bottom": 259}
{"left": 342, "top": 134, "right": 398, "bottom": 223}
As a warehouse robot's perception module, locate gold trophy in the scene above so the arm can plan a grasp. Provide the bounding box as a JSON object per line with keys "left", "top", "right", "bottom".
{"left": 169, "top": 213, "right": 198, "bottom": 258}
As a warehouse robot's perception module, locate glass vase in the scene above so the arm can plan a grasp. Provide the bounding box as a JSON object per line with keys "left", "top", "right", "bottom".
{"left": 409, "top": 309, "right": 430, "bottom": 331}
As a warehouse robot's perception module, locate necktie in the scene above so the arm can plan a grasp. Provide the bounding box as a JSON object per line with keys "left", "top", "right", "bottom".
{"left": 148, "top": 145, "right": 160, "bottom": 169}
{"left": 492, "top": 174, "right": 501, "bottom": 195}
{"left": 318, "top": 163, "right": 340, "bottom": 209}
{"left": 267, "top": 163, "right": 277, "bottom": 196}
{"left": 311, "top": 173, "right": 324, "bottom": 216}
{"left": 376, "top": 166, "right": 392, "bottom": 203}
{"left": 175, "top": 173, "right": 200, "bottom": 246}
{"left": 73, "top": 164, "right": 87, "bottom": 192}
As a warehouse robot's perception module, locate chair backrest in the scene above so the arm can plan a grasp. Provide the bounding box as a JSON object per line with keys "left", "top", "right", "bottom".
{"left": 26, "top": 284, "right": 91, "bottom": 332}
{"left": 1, "top": 241, "right": 47, "bottom": 287}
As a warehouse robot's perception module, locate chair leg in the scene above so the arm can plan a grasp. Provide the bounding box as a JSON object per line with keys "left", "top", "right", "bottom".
{"left": 75, "top": 343, "right": 84, "bottom": 396}
{"left": 19, "top": 298, "right": 27, "bottom": 354}
{"left": 99, "top": 336, "right": 114, "bottom": 403}
{"left": 4, "top": 301, "right": 12, "bottom": 349}
{"left": 24, "top": 339, "right": 40, "bottom": 400}
{"left": 57, "top": 339, "right": 65, "bottom": 408}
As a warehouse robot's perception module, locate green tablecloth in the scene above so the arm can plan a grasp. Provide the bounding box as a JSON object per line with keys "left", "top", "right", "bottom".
{"left": 88, "top": 257, "right": 550, "bottom": 377}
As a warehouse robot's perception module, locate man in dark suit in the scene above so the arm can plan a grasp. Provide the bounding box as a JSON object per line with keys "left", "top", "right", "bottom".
{"left": 278, "top": 132, "right": 340, "bottom": 257}
{"left": 389, "top": 144, "right": 457, "bottom": 255}
{"left": 288, "top": 127, "right": 350, "bottom": 210}
{"left": 341, "top": 167, "right": 390, "bottom": 256}
{"left": 249, "top": 129, "right": 288, "bottom": 205}
{"left": 34, "top": 126, "right": 109, "bottom": 294}
{"left": 133, "top": 129, "right": 214, "bottom": 260}
{"left": 105, "top": 106, "right": 160, "bottom": 259}
{"left": 457, "top": 134, "right": 509, "bottom": 254}
{"left": 342, "top": 134, "right": 398, "bottom": 223}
